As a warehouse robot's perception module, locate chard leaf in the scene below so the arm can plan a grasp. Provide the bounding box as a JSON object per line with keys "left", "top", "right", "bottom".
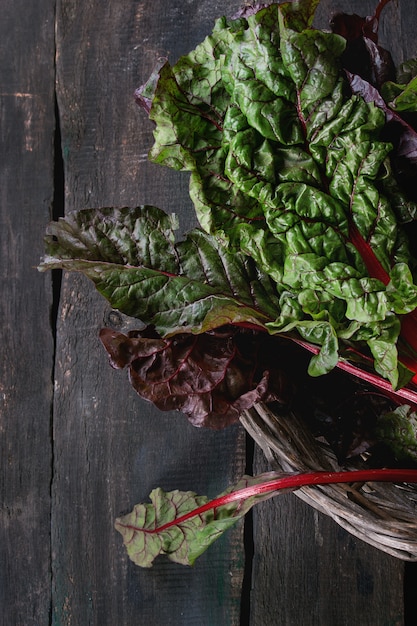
{"left": 279, "top": 26, "right": 346, "bottom": 114}
{"left": 114, "top": 472, "right": 287, "bottom": 568}
{"left": 145, "top": 17, "right": 264, "bottom": 240}
{"left": 397, "top": 58, "right": 417, "bottom": 85}
{"left": 39, "top": 206, "right": 280, "bottom": 336}
{"left": 291, "top": 320, "right": 339, "bottom": 377}
{"left": 99, "top": 326, "right": 288, "bottom": 429}
{"left": 347, "top": 72, "right": 417, "bottom": 165}
{"left": 115, "top": 467, "right": 417, "bottom": 568}
{"left": 278, "top": 0, "right": 320, "bottom": 31}
{"left": 382, "top": 72, "right": 417, "bottom": 112}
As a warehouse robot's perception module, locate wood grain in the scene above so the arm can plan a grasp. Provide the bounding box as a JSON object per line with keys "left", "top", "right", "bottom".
{"left": 0, "top": 0, "right": 56, "bottom": 624}
{"left": 250, "top": 455, "right": 404, "bottom": 626}
{"left": 53, "top": 1, "right": 245, "bottom": 624}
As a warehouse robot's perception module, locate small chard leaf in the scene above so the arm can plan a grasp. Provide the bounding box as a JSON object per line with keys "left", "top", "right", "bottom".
{"left": 114, "top": 472, "right": 289, "bottom": 568}
{"left": 115, "top": 467, "right": 417, "bottom": 568}
{"left": 397, "top": 58, "right": 417, "bottom": 85}
{"left": 115, "top": 487, "right": 215, "bottom": 568}
{"left": 278, "top": 0, "right": 320, "bottom": 31}
{"left": 345, "top": 70, "right": 417, "bottom": 231}
{"left": 99, "top": 325, "right": 290, "bottom": 428}
{"left": 347, "top": 72, "right": 417, "bottom": 164}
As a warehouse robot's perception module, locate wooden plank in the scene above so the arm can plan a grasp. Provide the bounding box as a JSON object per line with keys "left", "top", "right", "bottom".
{"left": 250, "top": 455, "right": 405, "bottom": 626}
{"left": 249, "top": 3, "right": 417, "bottom": 624}
{"left": 0, "top": 1, "right": 56, "bottom": 624}
{"left": 52, "top": 1, "right": 246, "bottom": 624}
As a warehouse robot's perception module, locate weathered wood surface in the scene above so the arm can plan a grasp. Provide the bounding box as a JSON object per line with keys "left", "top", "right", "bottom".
{"left": 52, "top": 1, "right": 246, "bottom": 625}
{"left": 2, "top": 0, "right": 417, "bottom": 624}
{"left": 0, "top": 0, "right": 56, "bottom": 624}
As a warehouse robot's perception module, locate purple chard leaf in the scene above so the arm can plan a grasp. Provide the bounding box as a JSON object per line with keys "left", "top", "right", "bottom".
{"left": 99, "top": 325, "right": 292, "bottom": 428}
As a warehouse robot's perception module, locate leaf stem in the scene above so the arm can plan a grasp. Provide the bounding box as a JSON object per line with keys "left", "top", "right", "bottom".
{"left": 290, "top": 336, "right": 417, "bottom": 407}
{"left": 374, "top": 0, "right": 393, "bottom": 23}
{"left": 124, "top": 469, "right": 417, "bottom": 535}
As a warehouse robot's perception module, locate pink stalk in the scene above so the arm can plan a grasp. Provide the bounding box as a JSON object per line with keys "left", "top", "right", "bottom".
{"left": 374, "top": 0, "right": 393, "bottom": 23}
{"left": 125, "top": 469, "right": 417, "bottom": 535}
{"left": 289, "top": 336, "right": 417, "bottom": 407}
{"left": 349, "top": 221, "right": 417, "bottom": 383}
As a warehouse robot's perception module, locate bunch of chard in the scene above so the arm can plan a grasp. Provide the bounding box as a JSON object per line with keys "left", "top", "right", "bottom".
{"left": 39, "top": 0, "right": 417, "bottom": 565}
{"left": 40, "top": 0, "right": 417, "bottom": 454}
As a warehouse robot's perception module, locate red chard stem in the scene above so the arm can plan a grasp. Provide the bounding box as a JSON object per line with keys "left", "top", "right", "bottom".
{"left": 131, "top": 469, "right": 417, "bottom": 535}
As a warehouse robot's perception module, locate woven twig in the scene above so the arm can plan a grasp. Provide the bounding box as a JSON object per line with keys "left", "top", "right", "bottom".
{"left": 240, "top": 402, "right": 417, "bottom": 561}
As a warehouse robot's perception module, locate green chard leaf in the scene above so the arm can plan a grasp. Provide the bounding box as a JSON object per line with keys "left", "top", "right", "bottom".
{"left": 114, "top": 472, "right": 286, "bottom": 568}
{"left": 146, "top": 16, "right": 264, "bottom": 241}
{"left": 278, "top": 0, "right": 321, "bottom": 31}
{"left": 39, "top": 206, "right": 280, "bottom": 336}
{"left": 115, "top": 466, "right": 417, "bottom": 568}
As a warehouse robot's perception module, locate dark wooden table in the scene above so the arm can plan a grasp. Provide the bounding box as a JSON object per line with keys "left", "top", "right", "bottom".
{"left": 1, "top": 1, "right": 416, "bottom": 624}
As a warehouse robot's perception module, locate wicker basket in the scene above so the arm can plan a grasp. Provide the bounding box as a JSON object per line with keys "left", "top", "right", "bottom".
{"left": 240, "top": 402, "right": 417, "bottom": 561}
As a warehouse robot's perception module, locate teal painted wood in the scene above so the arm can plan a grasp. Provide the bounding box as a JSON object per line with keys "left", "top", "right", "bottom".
{"left": 0, "top": 0, "right": 56, "bottom": 623}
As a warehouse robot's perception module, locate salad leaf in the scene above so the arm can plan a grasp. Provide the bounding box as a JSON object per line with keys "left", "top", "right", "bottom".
{"left": 39, "top": 206, "right": 281, "bottom": 336}
{"left": 114, "top": 473, "right": 285, "bottom": 568}
{"left": 99, "top": 325, "right": 290, "bottom": 428}
{"left": 115, "top": 468, "right": 417, "bottom": 567}
{"left": 381, "top": 61, "right": 417, "bottom": 112}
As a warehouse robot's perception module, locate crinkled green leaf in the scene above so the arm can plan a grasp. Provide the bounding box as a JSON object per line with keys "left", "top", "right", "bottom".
{"left": 382, "top": 79, "right": 417, "bottom": 112}
{"left": 378, "top": 161, "right": 417, "bottom": 224}
{"left": 397, "top": 58, "right": 417, "bottom": 85}
{"left": 146, "top": 16, "right": 264, "bottom": 240}
{"left": 290, "top": 320, "right": 340, "bottom": 377}
{"left": 115, "top": 487, "right": 213, "bottom": 568}
{"left": 387, "top": 263, "right": 417, "bottom": 314}
{"left": 279, "top": 24, "right": 346, "bottom": 114}
{"left": 39, "top": 206, "right": 280, "bottom": 336}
